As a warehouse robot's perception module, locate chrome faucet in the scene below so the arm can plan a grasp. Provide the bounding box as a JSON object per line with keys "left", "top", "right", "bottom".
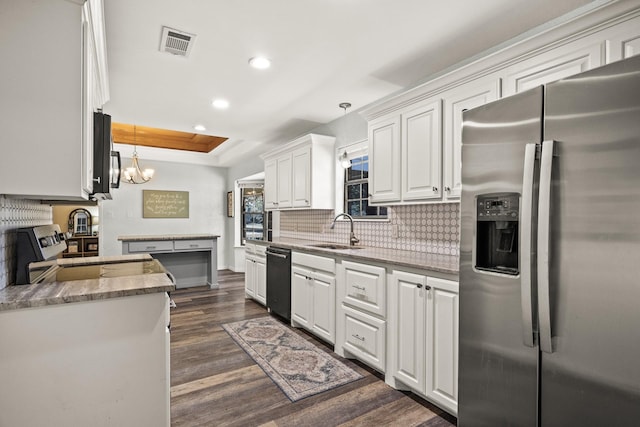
{"left": 330, "top": 213, "right": 360, "bottom": 246}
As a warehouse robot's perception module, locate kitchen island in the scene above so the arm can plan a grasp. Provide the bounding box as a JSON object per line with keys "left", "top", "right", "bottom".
{"left": 119, "top": 234, "right": 219, "bottom": 289}
{"left": 0, "top": 255, "right": 174, "bottom": 427}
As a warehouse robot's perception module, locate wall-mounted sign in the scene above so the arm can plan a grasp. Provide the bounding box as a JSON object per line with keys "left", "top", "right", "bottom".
{"left": 227, "top": 191, "right": 234, "bottom": 217}
{"left": 143, "top": 190, "right": 189, "bottom": 218}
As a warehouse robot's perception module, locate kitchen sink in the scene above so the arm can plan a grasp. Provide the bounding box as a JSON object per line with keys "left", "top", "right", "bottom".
{"left": 308, "top": 243, "right": 365, "bottom": 250}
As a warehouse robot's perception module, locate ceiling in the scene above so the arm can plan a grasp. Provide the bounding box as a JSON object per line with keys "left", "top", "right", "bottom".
{"left": 103, "top": 0, "right": 596, "bottom": 167}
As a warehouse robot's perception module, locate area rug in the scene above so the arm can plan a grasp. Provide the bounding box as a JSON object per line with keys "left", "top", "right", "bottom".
{"left": 222, "top": 316, "right": 363, "bottom": 402}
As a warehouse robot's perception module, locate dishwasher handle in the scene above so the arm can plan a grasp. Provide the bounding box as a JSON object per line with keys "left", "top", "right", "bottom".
{"left": 266, "top": 250, "right": 289, "bottom": 259}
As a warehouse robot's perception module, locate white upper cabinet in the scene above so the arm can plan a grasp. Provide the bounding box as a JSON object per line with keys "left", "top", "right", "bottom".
{"left": 262, "top": 134, "right": 335, "bottom": 210}
{"left": 442, "top": 77, "right": 501, "bottom": 201}
{"left": 369, "top": 99, "right": 442, "bottom": 205}
{"left": 0, "top": 0, "right": 109, "bottom": 200}
{"left": 291, "top": 146, "right": 311, "bottom": 208}
{"left": 264, "top": 159, "right": 278, "bottom": 209}
{"left": 276, "top": 153, "right": 293, "bottom": 209}
{"left": 369, "top": 115, "right": 402, "bottom": 203}
{"left": 605, "top": 15, "right": 640, "bottom": 62}
{"left": 502, "top": 40, "right": 604, "bottom": 96}
{"left": 402, "top": 100, "right": 442, "bottom": 201}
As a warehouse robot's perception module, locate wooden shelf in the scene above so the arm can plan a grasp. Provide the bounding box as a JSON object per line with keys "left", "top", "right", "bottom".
{"left": 62, "top": 236, "right": 99, "bottom": 258}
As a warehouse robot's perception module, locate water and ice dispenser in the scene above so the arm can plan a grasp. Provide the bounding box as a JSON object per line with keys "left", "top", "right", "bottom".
{"left": 475, "top": 193, "right": 520, "bottom": 275}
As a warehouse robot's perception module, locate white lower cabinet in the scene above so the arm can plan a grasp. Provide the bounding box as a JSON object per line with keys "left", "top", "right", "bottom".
{"left": 245, "top": 244, "right": 266, "bottom": 305}
{"left": 341, "top": 304, "right": 386, "bottom": 372}
{"left": 336, "top": 261, "right": 387, "bottom": 372}
{"left": 291, "top": 252, "right": 336, "bottom": 344}
{"left": 388, "top": 270, "right": 459, "bottom": 415}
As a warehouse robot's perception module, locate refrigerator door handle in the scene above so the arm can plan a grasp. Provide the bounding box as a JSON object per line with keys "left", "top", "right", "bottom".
{"left": 538, "top": 140, "right": 555, "bottom": 353}
{"left": 520, "top": 143, "right": 537, "bottom": 348}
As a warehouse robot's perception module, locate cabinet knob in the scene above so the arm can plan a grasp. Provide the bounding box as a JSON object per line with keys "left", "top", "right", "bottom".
{"left": 305, "top": 200, "right": 309, "bottom": 204}
{"left": 426, "top": 285, "right": 431, "bottom": 290}
{"left": 417, "top": 284, "right": 423, "bottom": 289}
{"left": 432, "top": 186, "right": 438, "bottom": 192}
{"left": 445, "top": 186, "right": 451, "bottom": 192}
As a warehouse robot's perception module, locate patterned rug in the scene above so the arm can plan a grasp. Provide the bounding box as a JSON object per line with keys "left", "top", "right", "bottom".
{"left": 222, "top": 316, "right": 363, "bottom": 402}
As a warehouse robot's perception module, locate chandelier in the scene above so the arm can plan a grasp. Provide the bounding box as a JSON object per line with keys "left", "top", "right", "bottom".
{"left": 123, "top": 126, "right": 154, "bottom": 184}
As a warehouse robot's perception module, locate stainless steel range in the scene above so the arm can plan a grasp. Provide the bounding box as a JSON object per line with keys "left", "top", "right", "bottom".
{"left": 15, "top": 224, "right": 67, "bottom": 284}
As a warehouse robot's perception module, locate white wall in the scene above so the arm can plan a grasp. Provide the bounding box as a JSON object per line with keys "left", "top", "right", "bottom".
{"left": 100, "top": 157, "right": 228, "bottom": 268}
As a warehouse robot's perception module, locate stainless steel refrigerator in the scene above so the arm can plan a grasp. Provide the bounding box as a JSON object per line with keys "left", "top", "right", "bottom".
{"left": 459, "top": 54, "right": 640, "bottom": 426}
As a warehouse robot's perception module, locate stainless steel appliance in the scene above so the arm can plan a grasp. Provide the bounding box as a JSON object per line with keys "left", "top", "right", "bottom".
{"left": 266, "top": 246, "right": 291, "bottom": 321}
{"left": 459, "top": 54, "right": 640, "bottom": 426}
{"left": 92, "top": 111, "right": 121, "bottom": 200}
{"left": 15, "top": 224, "right": 67, "bottom": 284}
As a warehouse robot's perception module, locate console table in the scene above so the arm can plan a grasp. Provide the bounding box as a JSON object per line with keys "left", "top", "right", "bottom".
{"left": 119, "top": 234, "right": 219, "bottom": 289}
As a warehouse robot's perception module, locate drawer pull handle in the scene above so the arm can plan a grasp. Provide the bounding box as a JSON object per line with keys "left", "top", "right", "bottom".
{"left": 146, "top": 246, "right": 156, "bottom": 250}
{"left": 353, "top": 285, "right": 366, "bottom": 292}
{"left": 352, "top": 334, "right": 365, "bottom": 342}
{"left": 189, "top": 244, "right": 198, "bottom": 248}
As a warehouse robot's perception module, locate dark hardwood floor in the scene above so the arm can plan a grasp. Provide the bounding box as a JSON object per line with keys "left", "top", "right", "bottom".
{"left": 170, "top": 270, "right": 457, "bottom": 427}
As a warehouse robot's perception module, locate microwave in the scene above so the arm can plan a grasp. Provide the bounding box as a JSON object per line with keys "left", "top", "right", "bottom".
{"left": 92, "top": 112, "right": 121, "bottom": 200}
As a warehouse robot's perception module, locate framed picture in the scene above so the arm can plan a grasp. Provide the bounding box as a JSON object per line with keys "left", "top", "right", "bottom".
{"left": 227, "top": 191, "right": 234, "bottom": 217}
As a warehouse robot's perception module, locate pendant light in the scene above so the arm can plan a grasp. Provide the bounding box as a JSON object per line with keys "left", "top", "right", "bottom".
{"left": 339, "top": 102, "right": 352, "bottom": 169}
{"left": 123, "top": 125, "right": 155, "bottom": 184}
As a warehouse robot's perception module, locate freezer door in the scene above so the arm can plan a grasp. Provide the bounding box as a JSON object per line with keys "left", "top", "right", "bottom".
{"left": 541, "top": 55, "right": 640, "bottom": 425}
{"left": 459, "top": 87, "right": 542, "bottom": 426}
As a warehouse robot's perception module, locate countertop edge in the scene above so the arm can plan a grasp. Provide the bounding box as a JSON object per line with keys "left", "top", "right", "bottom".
{"left": 0, "top": 273, "right": 175, "bottom": 312}
{"left": 246, "top": 239, "right": 459, "bottom": 277}
{"left": 118, "top": 234, "right": 220, "bottom": 241}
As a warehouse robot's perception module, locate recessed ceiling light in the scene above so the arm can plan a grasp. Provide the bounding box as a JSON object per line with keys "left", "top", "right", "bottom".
{"left": 212, "top": 99, "right": 229, "bottom": 109}
{"left": 249, "top": 56, "right": 271, "bottom": 70}
{"left": 194, "top": 124, "right": 206, "bottom": 132}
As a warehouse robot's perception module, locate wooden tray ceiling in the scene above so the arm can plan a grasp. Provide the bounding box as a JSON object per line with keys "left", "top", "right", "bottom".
{"left": 111, "top": 122, "right": 228, "bottom": 153}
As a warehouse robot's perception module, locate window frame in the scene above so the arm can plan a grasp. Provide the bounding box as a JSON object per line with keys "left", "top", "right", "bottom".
{"left": 336, "top": 140, "right": 388, "bottom": 221}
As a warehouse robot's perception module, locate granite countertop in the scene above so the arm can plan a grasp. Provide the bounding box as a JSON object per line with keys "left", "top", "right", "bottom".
{"left": 0, "top": 255, "right": 175, "bottom": 312}
{"left": 118, "top": 234, "right": 220, "bottom": 241}
{"left": 248, "top": 238, "right": 459, "bottom": 276}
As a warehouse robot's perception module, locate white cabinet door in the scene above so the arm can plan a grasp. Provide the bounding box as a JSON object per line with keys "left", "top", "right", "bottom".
{"left": 341, "top": 261, "right": 386, "bottom": 318}
{"left": 401, "top": 100, "right": 442, "bottom": 201}
{"left": 369, "top": 115, "right": 401, "bottom": 204}
{"left": 389, "top": 270, "right": 427, "bottom": 392}
{"left": 291, "top": 267, "right": 312, "bottom": 329}
{"left": 255, "top": 257, "right": 267, "bottom": 305}
{"left": 426, "top": 277, "right": 459, "bottom": 415}
{"left": 264, "top": 159, "right": 278, "bottom": 209}
{"left": 443, "top": 77, "right": 501, "bottom": 200}
{"left": 311, "top": 271, "right": 335, "bottom": 344}
{"left": 244, "top": 257, "right": 255, "bottom": 298}
{"left": 606, "top": 16, "right": 640, "bottom": 62}
{"left": 276, "top": 154, "right": 293, "bottom": 208}
{"left": 503, "top": 41, "right": 604, "bottom": 96}
{"left": 291, "top": 146, "right": 311, "bottom": 208}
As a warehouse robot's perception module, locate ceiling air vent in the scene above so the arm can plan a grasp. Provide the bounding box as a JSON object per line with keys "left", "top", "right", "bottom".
{"left": 159, "top": 26, "right": 196, "bottom": 57}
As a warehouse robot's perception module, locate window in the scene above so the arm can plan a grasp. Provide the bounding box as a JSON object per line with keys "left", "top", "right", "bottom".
{"left": 344, "top": 155, "right": 387, "bottom": 218}
{"left": 241, "top": 188, "right": 264, "bottom": 244}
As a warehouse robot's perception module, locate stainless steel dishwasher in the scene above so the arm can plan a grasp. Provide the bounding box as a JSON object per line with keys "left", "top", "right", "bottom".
{"left": 265, "top": 246, "right": 291, "bottom": 321}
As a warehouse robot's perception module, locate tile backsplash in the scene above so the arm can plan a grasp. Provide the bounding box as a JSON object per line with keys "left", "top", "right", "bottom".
{"left": 0, "top": 196, "right": 52, "bottom": 289}
{"left": 279, "top": 203, "right": 460, "bottom": 256}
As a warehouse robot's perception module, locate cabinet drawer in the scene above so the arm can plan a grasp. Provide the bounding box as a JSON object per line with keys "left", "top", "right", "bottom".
{"left": 254, "top": 244, "right": 267, "bottom": 256}
{"left": 127, "top": 240, "right": 173, "bottom": 253}
{"left": 245, "top": 242, "right": 256, "bottom": 255}
{"left": 342, "top": 304, "right": 386, "bottom": 373}
{"left": 174, "top": 239, "right": 213, "bottom": 250}
{"left": 292, "top": 251, "right": 335, "bottom": 274}
{"left": 342, "top": 261, "right": 386, "bottom": 318}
